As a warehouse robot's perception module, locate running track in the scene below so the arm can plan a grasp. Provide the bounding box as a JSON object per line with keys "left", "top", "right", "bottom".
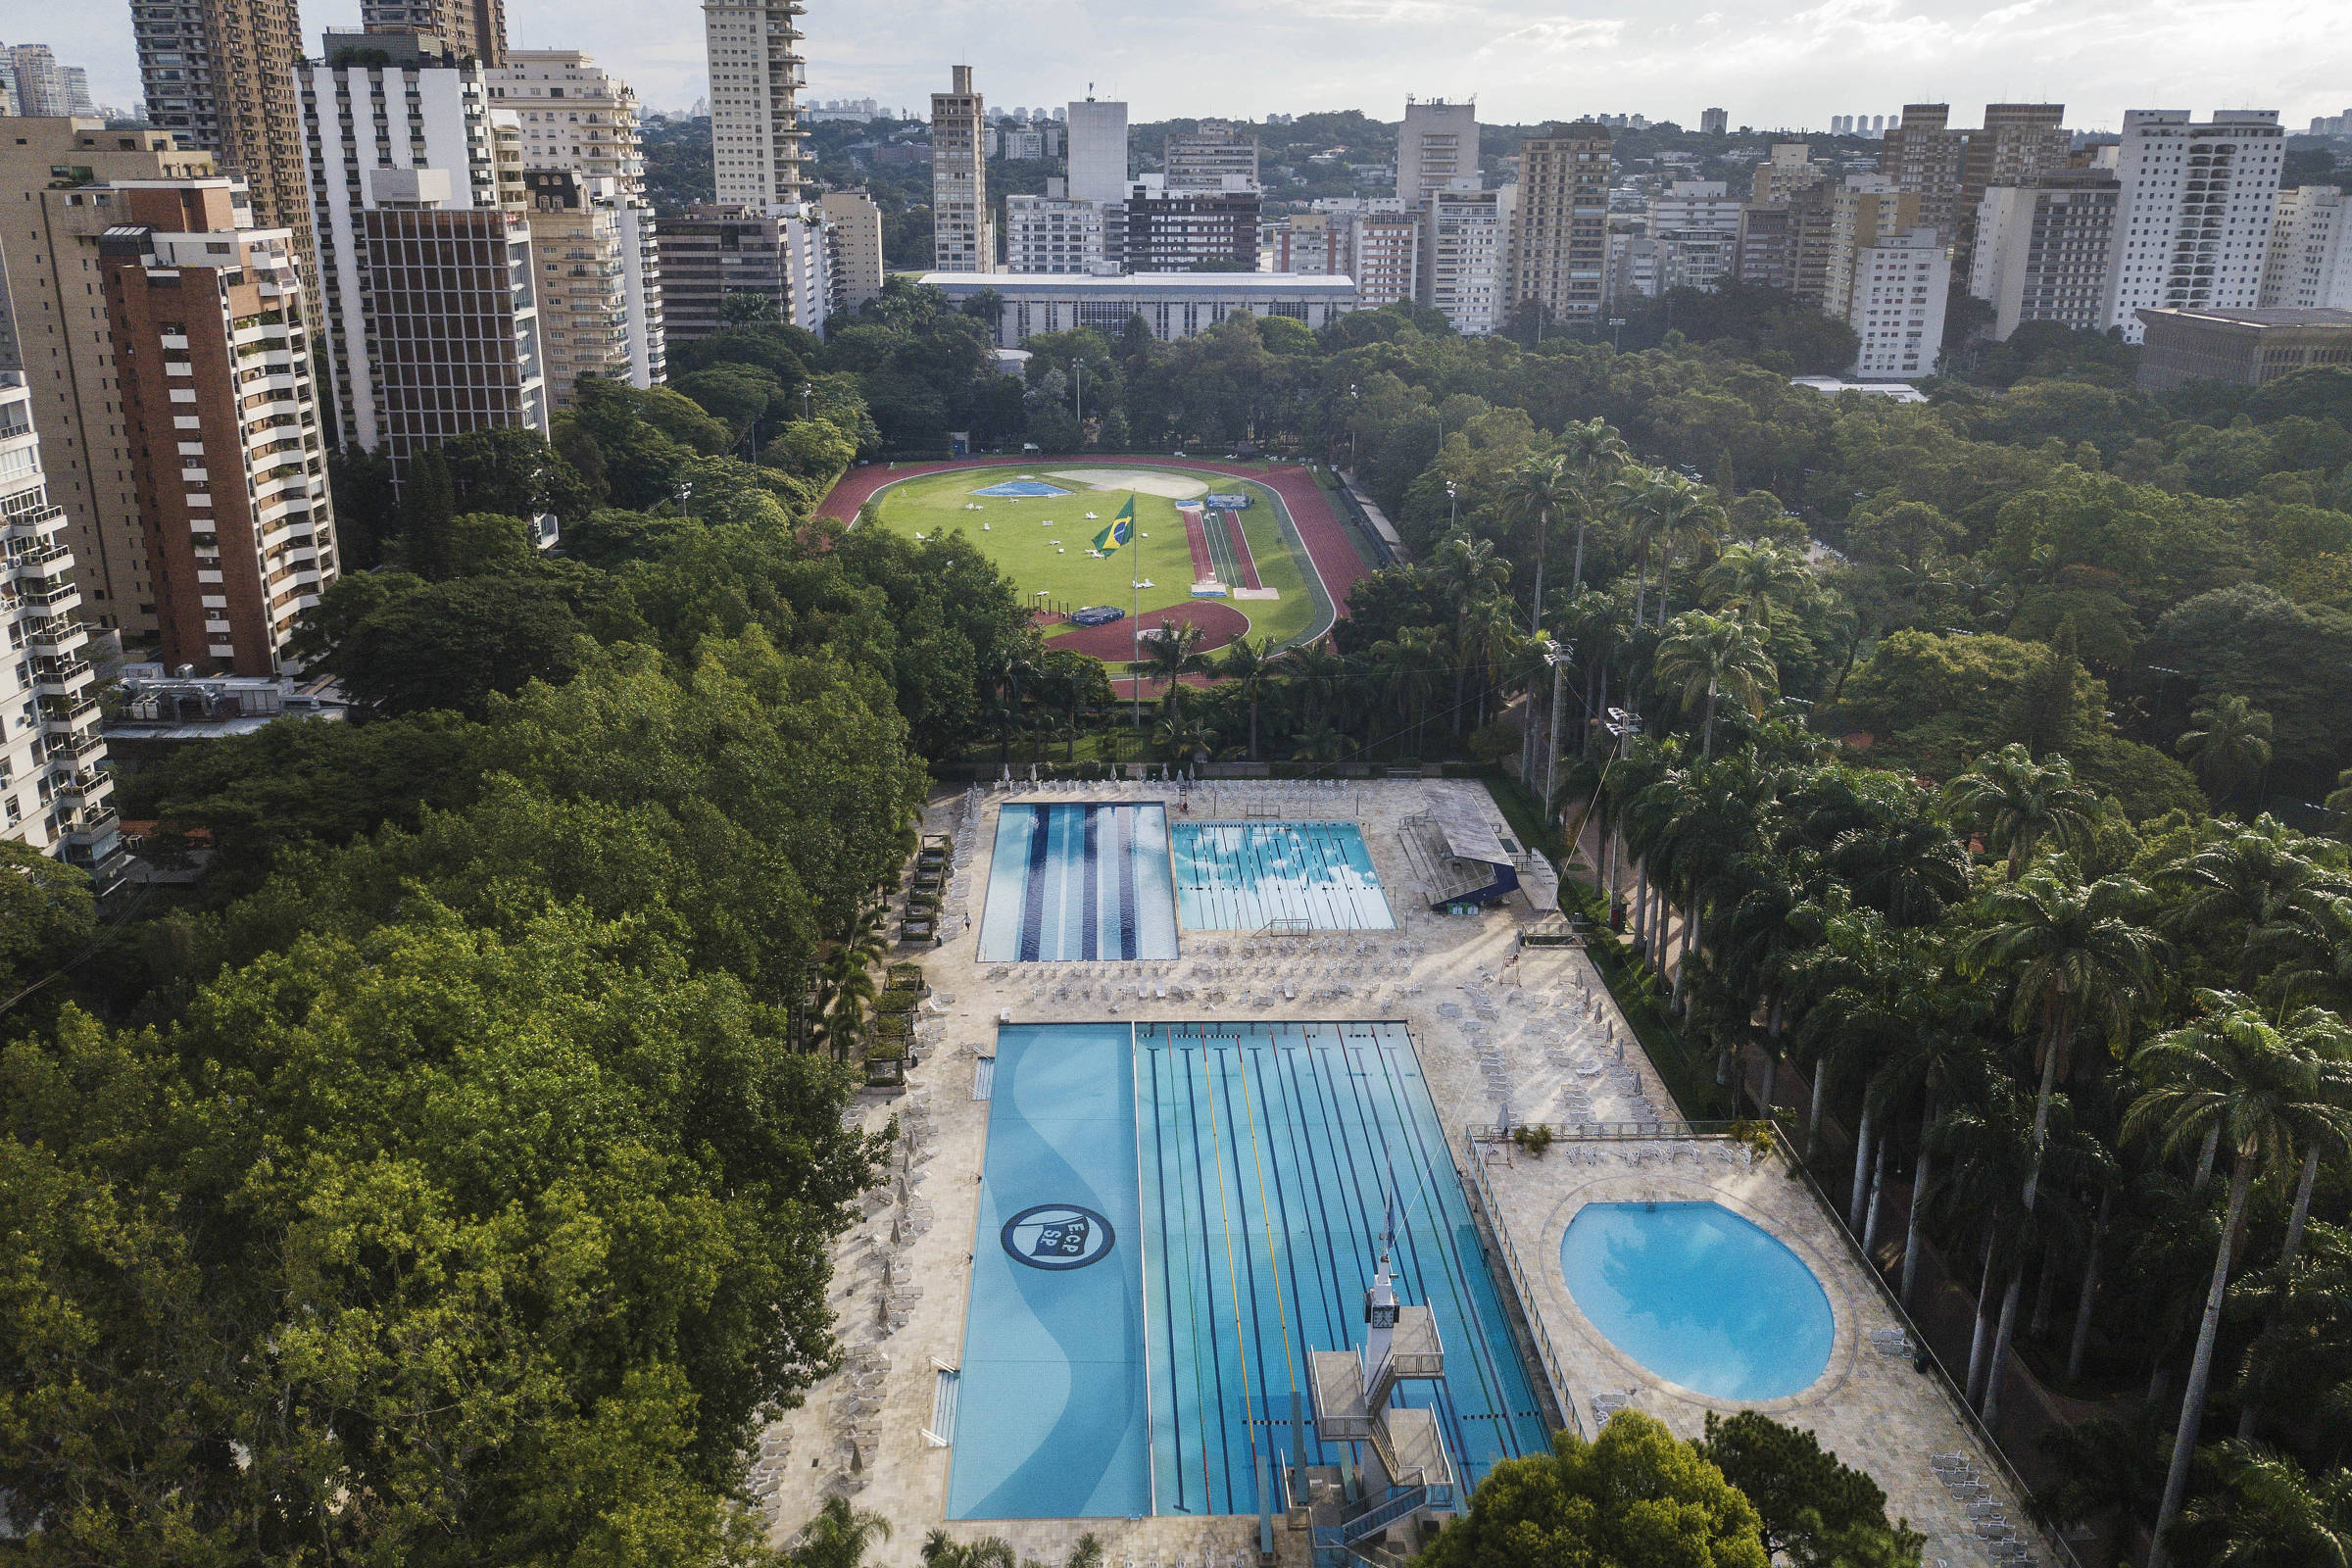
{"left": 1178, "top": 504, "right": 1215, "bottom": 584}
{"left": 815, "top": 456, "right": 1371, "bottom": 632}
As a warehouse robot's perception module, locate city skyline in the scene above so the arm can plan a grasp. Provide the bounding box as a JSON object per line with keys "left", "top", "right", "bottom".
{"left": 63, "top": 0, "right": 2352, "bottom": 130}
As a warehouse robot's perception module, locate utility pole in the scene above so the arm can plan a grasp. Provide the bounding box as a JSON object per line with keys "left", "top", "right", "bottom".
{"left": 1545, "top": 647, "right": 1573, "bottom": 820}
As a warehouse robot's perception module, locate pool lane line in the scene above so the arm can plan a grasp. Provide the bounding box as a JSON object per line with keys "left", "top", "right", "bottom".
{"left": 1178, "top": 1046, "right": 1239, "bottom": 1509}
{"left": 1234, "top": 1037, "right": 1307, "bottom": 1482}
{"left": 1209, "top": 1039, "right": 1284, "bottom": 1514}
{"left": 1200, "top": 1041, "right": 1263, "bottom": 1519}
{"left": 1132, "top": 1022, "right": 1157, "bottom": 1517}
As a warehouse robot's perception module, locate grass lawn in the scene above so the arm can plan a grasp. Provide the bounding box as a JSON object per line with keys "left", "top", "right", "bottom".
{"left": 863, "top": 465, "right": 1324, "bottom": 660}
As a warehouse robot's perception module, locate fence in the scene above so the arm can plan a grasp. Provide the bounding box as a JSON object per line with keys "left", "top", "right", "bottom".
{"left": 1459, "top": 1131, "right": 1586, "bottom": 1442}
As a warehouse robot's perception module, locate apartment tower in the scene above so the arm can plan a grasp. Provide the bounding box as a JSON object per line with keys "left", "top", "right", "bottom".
{"left": 0, "top": 121, "right": 217, "bottom": 641}
{"left": 298, "top": 30, "right": 546, "bottom": 477}
{"left": 522, "top": 172, "right": 643, "bottom": 410}
{"left": 1397, "top": 98, "right": 1478, "bottom": 208}
{"left": 100, "top": 179, "right": 337, "bottom": 674}
{"left": 2260, "top": 186, "right": 2352, "bottom": 310}
{"left": 1510, "top": 122, "right": 1612, "bottom": 325}
{"left": 1165, "top": 121, "right": 1259, "bottom": 191}
{"left": 361, "top": 0, "right": 508, "bottom": 65}
{"left": 933, "top": 67, "right": 991, "bottom": 270}
{"left": 1066, "top": 96, "right": 1129, "bottom": 207}
{"left": 703, "top": 0, "right": 807, "bottom": 210}
{"left": 1879, "top": 105, "right": 1968, "bottom": 238}
{"left": 1970, "top": 172, "right": 2123, "bottom": 338}
{"left": 2105, "top": 109, "right": 2286, "bottom": 341}
{"left": 128, "top": 0, "right": 313, "bottom": 275}
{"left": 488, "top": 49, "right": 664, "bottom": 386}
{"left": 819, "top": 189, "right": 886, "bottom": 310}
{"left": 0, "top": 369, "right": 119, "bottom": 884}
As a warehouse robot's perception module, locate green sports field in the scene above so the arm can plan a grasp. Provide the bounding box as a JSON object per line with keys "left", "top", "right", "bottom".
{"left": 861, "top": 465, "right": 1328, "bottom": 658}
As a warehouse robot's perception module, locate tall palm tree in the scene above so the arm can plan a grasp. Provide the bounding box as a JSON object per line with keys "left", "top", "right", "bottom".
{"left": 1500, "top": 453, "right": 1578, "bottom": 634}
{"left": 2178, "top": 693, "right": 2276, "bottom": 808}
{"left": 1222, "top": 635, "right": 1275, "bottom": 760}
{"left": 920, "top": 1532, "right": 1019, "bottom": 1568}
{"left": 1290, "top": 718, "right": 1346, "bottom": 766}
{"left": 1959, "top": 864, "right": 2158, "bottom": 1208}
{"left": 1282, "top": 638, "right": 1348, "bottom": 728}
{"left": 1431, "top": 531, "right": 1511, "bottom": 729}
{"left": 2170, "top": 1442, "right": 2352, "bottom": 1568}
{"left": 1874, "top": 1013, "right": 2002, "bottom": 1308}
{"left": 1460, "top": 595, "right": 1525, "bottom": 731}
{"left": 1945, "top": 743, "right": 2100, "bottom": 881}
{"left": 1555, "top": 416, "right": 1631, "bottom": 595}
{"left": 2237, "top": 1006, "right": 2352, "bottom": 1440}
{"left": 2128, "top": 992, "right": 2352, "bottom": 1568}
{"left": 2160, "top": 816, "right": 2329, "bottom": 990}
{"left": 1142, "top": 618, "right": 1213, "bottom": 711}
{"left": 1703, "top": 540, "right": 1810, "bottom": 632}
{"left": 796, "top": 1496, "right": 894, "bottom": 1568}
{"left": 1924, "top": 1086, "right": 2041, "bottom": 1412}
{"left": 1649, "top": 479, "right": 1726, "bottom": 627}
{"left": 1651, "top": 612, "right": 1777, "bottom": 758}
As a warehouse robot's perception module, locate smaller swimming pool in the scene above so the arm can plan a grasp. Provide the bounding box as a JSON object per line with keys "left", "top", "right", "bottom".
{"left": 1169, "top": 820, "right": 1395, "bottom": 931}
{"left": 1560, "top": 1201, "right": 1834, "bottom": 1401}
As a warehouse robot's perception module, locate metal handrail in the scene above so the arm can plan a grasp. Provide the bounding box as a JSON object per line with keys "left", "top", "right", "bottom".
{"left": 1470, "top": 1118, "right": 1740, "bottom": 1142}
{"left": 1460, "top": 1132, "right": 1586, "bottom": 1440}
{"left": 1765, "top": 1122, "right": 2083, "bottom": 1568}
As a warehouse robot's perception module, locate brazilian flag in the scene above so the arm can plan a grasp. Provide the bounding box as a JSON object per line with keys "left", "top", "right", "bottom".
{"left": 1092, "top": 495, "right": 1136, "bottom": 554}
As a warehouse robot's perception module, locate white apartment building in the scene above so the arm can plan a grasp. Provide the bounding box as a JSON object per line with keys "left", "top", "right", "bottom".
{"left": 1067, "top": 97, "right": 1129, "bottom": 207}
{"left": 820, "top": 189, "right": 885, "bottom": 310}
{"left": 1397, "top": 99, "right": 1477, "bottom": 207}
{"left": 2261, "top": 186, "right": 2352, "bottom": 310}
{"left": 933, "top": 66, "right": 991, "bottom": 271}
{"left": 0, "top": 370, "right": 118, "bottom": 883}
{"left": 1421, "top": 185, "right": 1504, "bottom": 334}
{"left": 1005, "top": 190, "right": 1106, "bottom": 274}
{"left": 298, "top": 32, "right": 547, "bottom": 467}
{"left": 2105, "top": 109, "right": 2285, "bottom": 342}
{"left": 1607, "top": 231, "right": 1660, "bottom": 303}
{"left": 1648, "top": 179, "right": 1743, "bottom": 240}
{"left": 1354, "top": 205, "right": 1421, "bottom": 309}
{"left": 922, "top": 272, "right": 1356, "bottom": 347}
{"left": 1166, "top": 122, "right": 1259, "bottom": 191}
{"left": 1838, "top": 229, "right": 1948, "bottom": 376}
{"left": 490, "top": 50, "right": 664, "bottom": 387}
{"left": 1970, "top": 173, "right": 2122, "bottom": 339}
{"left": 703, "top": 0, "right": 807, "bottom": 210}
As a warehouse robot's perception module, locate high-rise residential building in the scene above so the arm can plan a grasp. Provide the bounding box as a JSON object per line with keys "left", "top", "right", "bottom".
{"left": 1970, "top": 172, "right": 2122, "bottom": 339}
{"left": 4, "top": 45, "right": 69, "bottom": 116}
{"left": 1830, "top": 227, "right": 1948, "bottom": 377}
{"left": 61, "top": 67, "right": 94, "bottom": 117}
{"left": 522, "top": 171, "right": 642, "bottom": 410}
{"left": 1353, "top": 205, "right": 1421, "bottom": 308}
{"left": 932, "top": 66, "right": 990, "bottom": 270}
{"left": 659, "top": 202, "right": 835, "bottom": 340}
{"left": 703, "top": 0, "right": 807, "bottom": 211}
{"left": 1066, "top": 97, "right": 1129, "bottom": 207}
{"left": 129, "top": 0, "right": 312, "bottom": 270}
{"left": 1822, "top": 177, "right": 1922, "bottom": 313}
{"left": 1421, "top": 186, "right": 1505, "bottom": 334}
{"left": 2105, "top": 109, "right": 2285, "bottom": 342}
{"left": 488, "top": 50, "right": 663, "bottom": 388}
{"left": 819, "top": 189, "right": 885, "bottom": 310}
{"left": 1699, "top": 107, "right": 1729, "bottom": 137}
{"left": 1118, "top": 179, "right": 1258, "bottom": 272}
{"left": 1734, "top": 202, "right": 1797, "bottom": 290}
{"left": 361, "top": 0, "right": 507, "bottom": 66}
{"left": 2260, "top": 186, "right": 2352, "bottom": 310}
{"left": 0, "top": 369, "right": 121, "bottom": 886}
{"left": 299, "top": 30, "right": 546, "bottom": 476}
{"left": 1005, "top": 190, "right": 1106, "bottom": 274}
{"left": 1749, "top": 143, "right": 1825, "bottom": 205}
{"left": 1879, "top": 105, "right": 1968, "bottom": 238}
{"left": 1271, "top": 212, "right": 1348, "bottom": 275}
{"left": 98, "top": 178, "right": 335, "bottom": 675}
{"left": 1956, "top": 105, "right": 2070, "bottom": 252}
{"left": 1646, "top": 179, "right": 1743, "bottom": 294}
{"left": 1397, "top": 99, "right": 1477, "bottom": 208}
{"left": 1165, "top": 121, "right": 1259, "bottom": 192}
{"left": 1509, "top": 122, "right": 1612, "bottom": 325}
{"left": 0, "top": 121, "right": 217, "bottom": 642}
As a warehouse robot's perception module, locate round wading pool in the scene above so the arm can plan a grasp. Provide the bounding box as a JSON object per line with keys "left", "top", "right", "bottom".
{"left": 1560, "top": 1200, "right": 1835, "bottom": 1400}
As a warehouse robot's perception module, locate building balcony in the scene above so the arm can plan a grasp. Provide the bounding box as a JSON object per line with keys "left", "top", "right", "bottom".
{"left": 26, "top": 616, "right": 89, "bottom": 657}
{"left": 40, "top": 694, "right": 100, "bottom": 729}
{"left": 31, "top": 658, "right": 93, "bottom": 697}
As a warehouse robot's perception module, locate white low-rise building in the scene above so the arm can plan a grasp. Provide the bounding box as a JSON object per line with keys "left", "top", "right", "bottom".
{"left": 1005, "top": 191, "right": 1107, "bottom": 274}
{"left": 921, "top": 272, "right": 1357, "bottom": 346}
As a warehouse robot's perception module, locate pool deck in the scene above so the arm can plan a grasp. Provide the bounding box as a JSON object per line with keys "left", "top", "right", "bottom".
{"left": 755, "top": 779, "right": 2045, "bottom": 1568}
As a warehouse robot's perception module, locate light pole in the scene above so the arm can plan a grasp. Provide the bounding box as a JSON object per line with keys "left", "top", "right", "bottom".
{"left": 1129, "top": 577, "right": 1153, "bottom": 730}
{"left": 1608, "top": 317, "right": 1627, "bottom": 352}
{"left": 1446, "top": 480, "right": 1459, "bottom": 534}
{"left": 2148, "top": 663, "right": 2181, "bottom": 734}
{"left": 675, "top": 480, "right": 694, "bottom": 517}
{"left": 1544, "top": 644, "right": 1573, "bottom": 820}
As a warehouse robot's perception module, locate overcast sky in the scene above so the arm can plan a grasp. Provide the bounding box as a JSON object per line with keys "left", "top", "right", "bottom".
{"left": 62, "top": 0, "right": 2352, "bottom": 132}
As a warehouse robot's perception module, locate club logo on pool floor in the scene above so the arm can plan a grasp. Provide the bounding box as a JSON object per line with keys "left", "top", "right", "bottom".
{"left": 1003, "top": 1203, "right": 1116, "bottom": 1270}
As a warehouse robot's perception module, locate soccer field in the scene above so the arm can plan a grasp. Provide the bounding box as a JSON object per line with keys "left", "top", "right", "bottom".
{"left": 861, "top": 464, "right": 1327, "bottom": 658}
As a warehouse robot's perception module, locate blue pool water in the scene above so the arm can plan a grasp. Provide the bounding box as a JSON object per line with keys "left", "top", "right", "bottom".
{"left": 1559, "top": 1202, "right": 1835, "bottom": 1400}
{"left": 1170, "top": 822, "right": 1395, "bottom": 931}
{"left": 949, "top": 1021, "right": 1548, "bottom": 1520}
{"left": 980, "top": 804, "right": 1180, "bottom": 962}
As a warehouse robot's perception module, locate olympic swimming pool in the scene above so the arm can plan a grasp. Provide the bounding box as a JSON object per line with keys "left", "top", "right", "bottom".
{"left": 978, "top": 808, "right": 1393, "bottom": 962}
{"left": 947, "top": 1021, "right": 1548, "bottom": 1520}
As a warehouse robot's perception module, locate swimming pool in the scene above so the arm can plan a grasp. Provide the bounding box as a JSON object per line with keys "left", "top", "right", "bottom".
{"left": 1169, "top": 821, "right": 1395, "bottom": 931}
{"left": 1559, "top": 1201, "right": 1835, "bottom": 1401}
{"left": 980, "top": 804, "right": 1180, "bottom": 962}
{"left": 948, "top": 1021, "right": 1548, "bottom": 1520}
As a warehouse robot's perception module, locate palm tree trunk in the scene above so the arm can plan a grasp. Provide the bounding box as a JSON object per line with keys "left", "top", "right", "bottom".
{"left": 2192, "top": 1125, "right": 2219, "bottom": 1192}
{"left": 1862, "top": 1133, "right": 1889, "bottom": 1252}
{"left": 1249, "top": 696, "right": 1259, "bottom": 761}
{"left": 2147, "top": 1155, "right": 2257, "bottom": 1568}
{"left": 2025, "top": 1014, "right": 2066, "bottom": 1210}
{"left": 1806, "top": 1060, "right": 1829, "bottom": 1164}
{"left": 2066, "top": 1190, "right": 2110, "bottom": 1384}
{"left": 2032, "top": 1235, "right": 2061, "bottom": 1338}
{"left": 1758, "top": 1002, "right": 1782, "bottom": 1121}
{"left": 2239, "top": 1142, "right": 2326, "bottom": 1441}
{"left": 1901, "top": 1106, "right": 1934, "bottom": 1308}
{"left": 1965, "top": 1233, "right": 1999, "bottom": 1405}
{"left": 1672, "top": 903, "right": 1697, "bottom": 1013}
{"left": 1701, "top": 686, "right": 1719, "bottom": 758}
{"left": 1847, "top": 1093, "right": 1877, "bottom": 1232}
{"left": 1571, "top": 519, "right": 1588, "bottom": 595}
{"left": 1655, "top": 546, "right": 1676, "bottom": 626}
{"left": 1983, "top": 1260, "right": 2027, "bottom": 1428}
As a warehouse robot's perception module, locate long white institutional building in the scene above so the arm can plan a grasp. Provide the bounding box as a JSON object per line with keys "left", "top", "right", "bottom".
{"left": 919, "top": 272, "right": 1358, "bottom": 346}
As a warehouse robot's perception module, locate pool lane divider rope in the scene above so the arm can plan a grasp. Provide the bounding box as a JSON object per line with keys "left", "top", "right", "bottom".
{"left": 1235, "top": 1040, "right": 1309, "bottom": 1488}
{"left": 1130, "top": 1023, "right": 1158, "bottom": 1517}
{"left": 1200, "top": 1044, "right": 1268, "bottom": 1530}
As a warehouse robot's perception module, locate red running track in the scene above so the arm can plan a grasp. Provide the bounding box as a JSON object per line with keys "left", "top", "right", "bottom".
{"left": 1177, "top": 504, "right": 1214, "bottom": 583}
{"left": 1218, "top": 510, "right": 1263, "bottom": 591}
{"left": 816, "top": 455, "right": 1370, "bottom": 632}
{"left": 1046, "top": 599, "right": 1251, "bottom": 659}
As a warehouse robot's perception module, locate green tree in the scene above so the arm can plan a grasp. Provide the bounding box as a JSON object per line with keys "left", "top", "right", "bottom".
{"left": 2170, "top": 1442, "right": 2352, "bottom": 1568}
{"left": 1652, "top": 612, "right": 1777, "bottom": 757}
{"left": 1702, "top": 540, "right": 1810, "bottom": 632}
{"left": 1413, "top": 1410, "right": 1769, "bottom": 1568}
{"left": 1696, "top": 1411, "right": 1925, "bottom": 1568}
{"left": 0, "top": 839, "right": 95, "bottom": 1012}
{"left": 2178, "top": 693, "right": 2276, "bottom": 807}
{"left": 1945, "top": 744, "right": 2100, "bottom": 881}
{"left": 793, "top": 1497, "right": 893, "bottom": 1568}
